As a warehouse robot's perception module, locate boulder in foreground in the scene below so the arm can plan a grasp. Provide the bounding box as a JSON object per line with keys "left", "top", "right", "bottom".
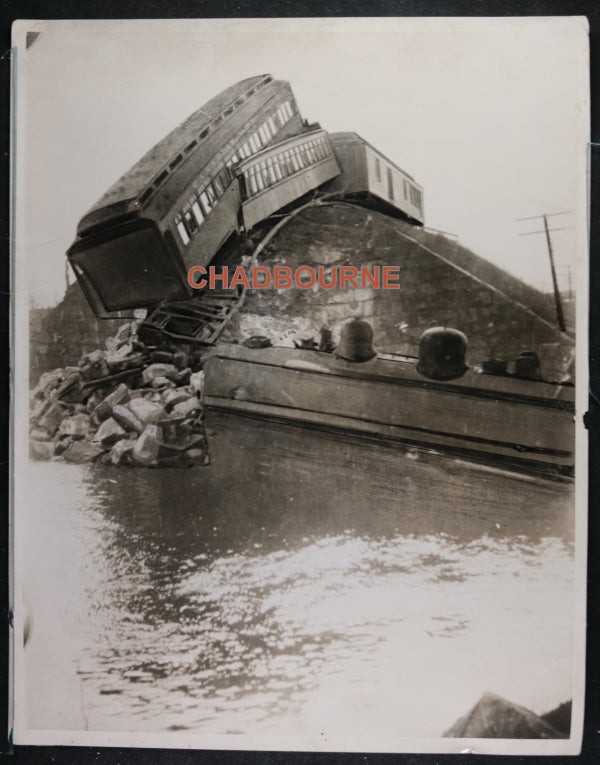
{"left": 444, "top": 692, "right": 567, "bottom": 739}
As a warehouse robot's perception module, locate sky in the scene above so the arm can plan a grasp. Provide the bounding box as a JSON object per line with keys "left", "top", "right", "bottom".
{"left": 13, "top": 17, "right": 589, "bottom": 307}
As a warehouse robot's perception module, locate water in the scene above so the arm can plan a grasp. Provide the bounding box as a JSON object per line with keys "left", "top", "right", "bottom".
{"left": 22, "top": 411, "right": 575, "bottom": 740}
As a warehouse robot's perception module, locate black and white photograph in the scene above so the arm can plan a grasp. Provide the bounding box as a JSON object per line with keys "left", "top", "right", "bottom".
{"left": 10, "top": 17, "right": 589, "bottom": 754}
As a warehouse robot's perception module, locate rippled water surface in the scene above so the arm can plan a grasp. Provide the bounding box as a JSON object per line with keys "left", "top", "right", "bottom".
{"left": 23, "top": 412, "right": 575, "bottom": 739}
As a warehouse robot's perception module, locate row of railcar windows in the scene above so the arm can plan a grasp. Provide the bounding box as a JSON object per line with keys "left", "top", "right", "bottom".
{"left": 243, "top": 135, "right": 330, "bottom": 197}
{"left": 174, "top": 99, "right": 296, "bottom": 246}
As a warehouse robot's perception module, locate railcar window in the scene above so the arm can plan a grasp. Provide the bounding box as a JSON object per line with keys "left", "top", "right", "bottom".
{"left": 375, "top": 158, "right": 381, "bottom": 182}
{"left": 206, "top": 184, "right": 217, "bottom": 205}
{"left": 410, "top": 186, "right": 423, "bottom": 211}
{"left": 176, "top": 220, "right": 190, "bottom": 245}
{"left": 185, "top": 140, "right": 197, "bottom": 153}
{"left": 155, "top": 170, "right": 168, "bottom": 186}
{"left": 183, "top": 210, "right": 198, "bottom": 234}
{"left": 387, "top": 168, "right": 395, "bottom": 201}
{"left": 273, "top": 158, "right": 283, "bottom": 181}
{"left": 255, "top": 169, "right": 265, "bottom": 192}
{"left": 267, "top": 159, "right": 277, "bottom": 184}
{"left": 235, "top": 97, "right": 244, "bottom": 107}
{"left": 199, "top": 128, "right": 209, "bottom": 140}
{"left": 224, "top": 107, "right": 234, "bottom": 116}
{"left": 246, "top": 168, "right": 257, "bottom": 196}
{"left": 213, "top": 176, "right": 224, "bottom": 196}
{"left": 191, "top": 201, "right": 204, "bottom": 225}
{"left": 199, "top": 191, "right": 212, "bottom": 214}
{"left": 217, "top": 167, "right": 231, "bottom": 189}
{"left": 170, "top": 154, "right": 182, "bottom": 170}
{"left": 139, "top": 187, "right": 153, "bottom": 204}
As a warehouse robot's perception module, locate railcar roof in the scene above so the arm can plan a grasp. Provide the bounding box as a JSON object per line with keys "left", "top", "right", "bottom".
{"left": 329, "top": 131, "right": 417, "bottom": 183}
{"left": 80, "top": 75, "right": 269, "bottom": 226}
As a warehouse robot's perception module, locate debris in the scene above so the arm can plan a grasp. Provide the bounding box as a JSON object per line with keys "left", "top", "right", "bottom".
{"left": 172, "top": 396, "right": 201, "bottom": 417}
{"left": 37, "top": 402, "right": 66, "bottom": 437}
{"left": 29, "top": 321, "right": 210, "bottom": 469}
{"left": 92, "top": 418, "right": 127, "bottom": 447}
{"left": 57, "top": 413, "right": 91, "bottom": 440}
{"left": 110, "top": 438, "right": 135, "bottom": 466}
{"left": 112, "top": 405, "right": 145, "bottom": 434}
{"left": 126, "top": 398, "right": 165, "bottom": 425}
{"left": 30, "top": 440, "right": 55, "bottom": 461}
{"left": 95, "top": 383, "right": 130, "bottom": 421}
{"left": 142, "top": 363, "right": 178, "bottom": 385}
{"left": 62, "top": 441, "right": 104, "bottom": 464}
{"left": 132, "top": 425, "right": 162, "bottom": 466}
{"left": 243, "top": 335, "right": 272, "bottom": 349}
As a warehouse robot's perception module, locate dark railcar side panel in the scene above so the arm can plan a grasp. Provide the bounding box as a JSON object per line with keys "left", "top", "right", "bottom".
{"left": 163, "top": 181, "right": 242, "bottom": 276}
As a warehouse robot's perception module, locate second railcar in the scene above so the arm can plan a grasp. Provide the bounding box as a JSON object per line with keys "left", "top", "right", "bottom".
{"left": 236, "top": 129, "right": 341, "bottom": 231}
{"left": 68, "top": 74, "right": 306, "bottom": 316}
{"left": 326, "top": 132, "right": 424, "bottom": 225}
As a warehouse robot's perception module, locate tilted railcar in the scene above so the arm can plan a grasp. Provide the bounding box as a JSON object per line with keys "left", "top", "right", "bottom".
{"left": 236, "top": 128, "right": 341, "bottom": 231}
{"left": 326, "top": 132, "right": 424, "bottom": 225}
{"left": 68, "top": 74, "right": 306, "bottom": 316}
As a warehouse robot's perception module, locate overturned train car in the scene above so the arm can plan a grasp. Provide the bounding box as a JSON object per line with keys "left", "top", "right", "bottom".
{"left": 67, "top": 75, "right": 424, "bottom": 331}
{"left": 68, "top": 74, "right": 306, "bottom": 315}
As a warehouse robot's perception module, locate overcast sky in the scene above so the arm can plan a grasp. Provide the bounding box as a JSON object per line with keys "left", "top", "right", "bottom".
{"left": 13, "top": 17, "right": 589, "bottom": 307}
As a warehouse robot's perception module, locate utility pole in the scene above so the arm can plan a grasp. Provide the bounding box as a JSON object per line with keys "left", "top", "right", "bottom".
{"left": 517, "top": 211, "right": 573, "bottom": 333}
{"left": 542, "top": 214, "right": 566, "bottom": 332}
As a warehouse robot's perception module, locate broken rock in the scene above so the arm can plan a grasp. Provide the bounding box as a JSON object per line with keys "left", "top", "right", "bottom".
{"left": 57, "top": 413, "right": 91, "bottom": 440}
{"left": 126, "top": 397, "right": 165, "bottom": 424}
{"left": 30, "top": 429, "right": 51, "bottom": 442}
{"left": 30, "top": 440, "right": 55, "bottom": 461}
{"left": 112, "top": 404, "right": 144, "bottom": 434}
{"left": 62, "top": 441, "right": 104, "bottom": 464}
{"left": 92, "top": 417, "right": 127, "bottom": 447}
{"left": 163, "top": 386, "right": 195, "bottom": 410}
{"left": 189, "top": 371, "right": 205, "bottom": 395}
{"left": 142, "top": 363, "right": 178, "bottom": 385}
{"left": 151, "top": 376, "right": 174, "bottom": 389}
{"left": 172, "top": 396, "right": 201, "bottom": 417}
{"left": 95, "top": 383, "right": 130, "bottom": 421}
{"left": 110, "top": 438, "right": 135, "bottom": 466}
{"left": 132, "top": 425, "right": 162, "bottom": 466}
{"left": 37, "top": 402, "right": 66, "bottom": 437}
{"left": 38, "top": 369, "right": 64, "bottom": 396}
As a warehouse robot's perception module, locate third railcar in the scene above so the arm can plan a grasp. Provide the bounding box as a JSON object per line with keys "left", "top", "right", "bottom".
{"left": 326, "top": 132, "right": 424, "bottom": 225}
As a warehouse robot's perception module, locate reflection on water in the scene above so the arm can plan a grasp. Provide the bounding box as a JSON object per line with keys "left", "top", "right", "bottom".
{"left": 23, "top": 412, "right": 575, "bottom": 738}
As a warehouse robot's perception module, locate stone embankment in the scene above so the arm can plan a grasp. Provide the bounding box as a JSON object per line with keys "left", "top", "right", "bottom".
{"left": 29, "top": 319, "right": 209, "bottom": 469}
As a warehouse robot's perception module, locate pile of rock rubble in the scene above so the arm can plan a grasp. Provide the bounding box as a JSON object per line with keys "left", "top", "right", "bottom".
{"left": 29, "top": 319, "right": 210, "bottom": 468}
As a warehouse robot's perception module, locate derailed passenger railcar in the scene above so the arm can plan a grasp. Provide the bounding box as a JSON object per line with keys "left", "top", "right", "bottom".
{"left": 237, "top": 129, "right": 341, "bottom": 231}
{"left": 326, "top": 132, "right": 424, "bottom": 225}
{"left": 68, "top": 74, "right": 306, "bottom": 316}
